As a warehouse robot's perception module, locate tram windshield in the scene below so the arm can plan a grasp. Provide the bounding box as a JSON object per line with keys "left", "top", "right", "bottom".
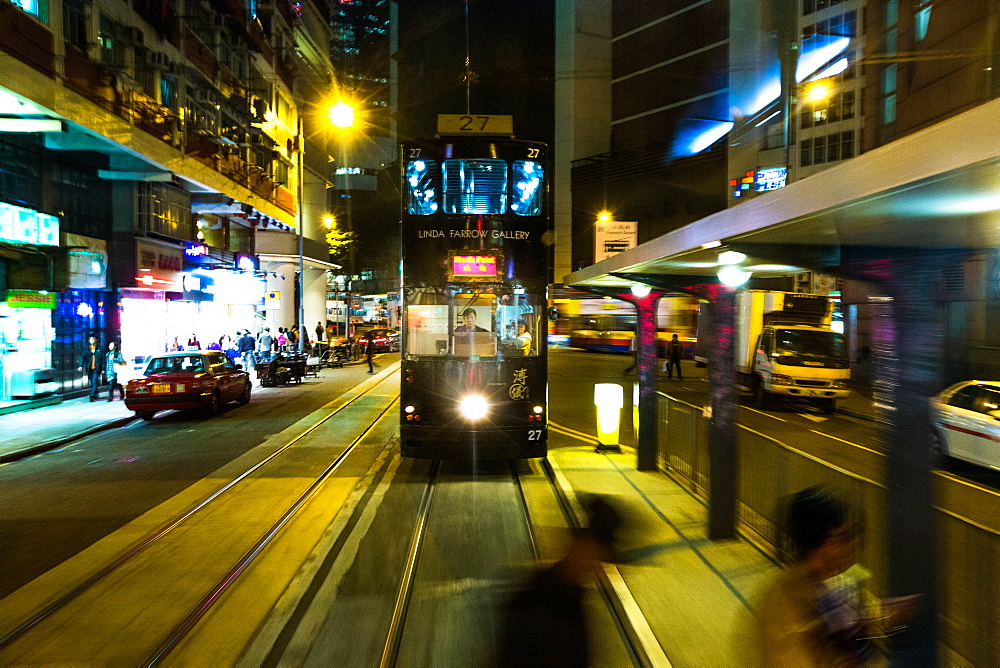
{"left": 404, "top": 288, "right": 542, "bottom": 359}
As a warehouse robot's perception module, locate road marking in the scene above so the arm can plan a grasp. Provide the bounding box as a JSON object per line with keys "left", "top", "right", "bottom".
{"left": 808, "top": 429, "right": 881, "bottom": 454}
{"left": 799, "top": 412, "right": 827, "bottom": 423}
{"left": 742, "top": 407, "right": 786, "bottom": 422}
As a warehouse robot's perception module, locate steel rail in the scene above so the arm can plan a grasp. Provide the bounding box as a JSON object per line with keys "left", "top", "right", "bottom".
{"left": 509, "top": 461, "right": 540, "bottom": 564}
{"left": 145, "top": 399, "right": 399, "bottom": 665}
{"left": 0, "top": 371, "right": 398, "bottom": 652}
{"left": 378, "top": 459, "right": 440, "bottom": 668}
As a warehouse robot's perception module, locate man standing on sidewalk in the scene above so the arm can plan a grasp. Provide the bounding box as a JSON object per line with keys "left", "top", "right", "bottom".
{"left": 77, "top": 335, "right": 104, "bottom": 402}
{"left": 663, "top": 333, "right": 684, "bottom": 380}
{"left": 237, "top": 330, "right": 256, "bottom": 373}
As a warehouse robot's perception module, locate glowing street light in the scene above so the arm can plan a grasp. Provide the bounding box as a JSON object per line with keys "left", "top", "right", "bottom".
{"left": 597, "top": 211, "right": 612, "bottom": 222}
{"left": 328, "top": 101, "right": 356, "bottom": 129}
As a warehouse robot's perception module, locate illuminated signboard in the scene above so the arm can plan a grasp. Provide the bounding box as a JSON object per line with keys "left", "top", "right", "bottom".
{"left": 755, "top": 167, "right": 787, "bottom": 192}
{"left": 3, "top": 289, "right": 57, "bottom": 309}
{"left": 452, "top": 255, "right": 498, "bottom": 278}
{"left": 0, "top": 202, "right": 59, "bottom": 246}
{"left": 185, "top": 244, "right": 209, "bottom": 257}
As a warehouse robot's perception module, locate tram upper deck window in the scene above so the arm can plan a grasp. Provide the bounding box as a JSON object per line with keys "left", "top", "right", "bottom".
{"left": 406, "top": 159, "right": 438, "bottom": 215}
{"left": 511, "top": 160, "right": 543, "bottom": 216}
{"left": 442, "top": 159, "right": 507, "bottom": 214}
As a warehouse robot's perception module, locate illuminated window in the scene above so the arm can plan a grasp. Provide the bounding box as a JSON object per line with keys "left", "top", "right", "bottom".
{"left": 442, "top": 159, "right": 507, "bottom": 215}
{"left": 405, "top": 159, "right": 437, "bottom": 215}
{"left": 511, "top": 160, "right": 543, "bottom": 216}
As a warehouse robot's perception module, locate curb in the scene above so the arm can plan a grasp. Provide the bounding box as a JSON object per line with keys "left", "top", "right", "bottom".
{"left": 0, "top": 415, "right": 139, "bottom": 463}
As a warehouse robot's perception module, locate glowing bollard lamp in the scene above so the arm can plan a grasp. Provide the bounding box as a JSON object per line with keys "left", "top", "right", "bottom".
{"left": 594, "top": 383, "right": 624, "bottom": 452}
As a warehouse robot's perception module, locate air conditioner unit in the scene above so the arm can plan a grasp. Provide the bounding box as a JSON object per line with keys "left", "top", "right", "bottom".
{"left": 145, "top": 52, "right": 170, "bottom": 69}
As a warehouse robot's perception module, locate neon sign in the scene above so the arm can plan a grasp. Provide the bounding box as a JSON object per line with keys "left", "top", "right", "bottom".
{"left": 452, "top": 255, "right": 497, "bottom": 278}
{"left": 185, "top": 244, "right": 209, "bottom": 257}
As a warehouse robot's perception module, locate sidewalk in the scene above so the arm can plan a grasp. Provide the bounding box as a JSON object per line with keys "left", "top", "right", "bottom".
{"left": 547, "top": 437, "right": 776, "bottom": 665}
{"left": 0, "top": 356, "right": 379, "bottom": 464}
{"left": 0, "top": 394, "right": 136, "bottom": 463}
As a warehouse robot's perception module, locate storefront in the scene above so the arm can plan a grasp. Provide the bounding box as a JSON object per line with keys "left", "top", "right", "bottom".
{"left": 119, "top": 238, "right": 183, "bottom": 369}
{"left": 0, "top": 289, "right": 59, "bottom": 402}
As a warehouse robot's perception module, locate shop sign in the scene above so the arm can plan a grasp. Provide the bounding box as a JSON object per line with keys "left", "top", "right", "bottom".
{"left": 3, "top": 289, "right": 57, "bottom": 309}
{"left": 64, "top": 233, "right": 107, "bottom": 289}
{"left": 264, "top": 290, "right": 281, "bottom": 309}
{"left": 135, "top": 239, "right": 183, "bottom": 290}
{"left": 0, "top": 202, "right": 59, "bottom": 247}
{"left": 234, "top": 254, "right": 258, "bottom": 272}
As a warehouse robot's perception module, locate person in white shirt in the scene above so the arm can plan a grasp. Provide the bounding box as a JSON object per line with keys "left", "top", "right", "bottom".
{"left": 517, "top": 320, "right": 532, "bottom": 355}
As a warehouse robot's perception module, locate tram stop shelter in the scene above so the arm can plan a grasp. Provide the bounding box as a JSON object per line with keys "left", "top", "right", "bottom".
{"left": 563, "top": 95, "right": 1000, "bottom": 666}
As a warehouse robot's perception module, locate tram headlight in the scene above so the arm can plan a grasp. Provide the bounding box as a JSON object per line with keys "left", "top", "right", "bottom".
{"left": 532, "top": 405, "right": 544, "bottom": 414}
{"left": 459, "top": 395, "right": 489, "bottom": 420}
{"left": 404, "top": 405, "right": 415, "bottom": 413}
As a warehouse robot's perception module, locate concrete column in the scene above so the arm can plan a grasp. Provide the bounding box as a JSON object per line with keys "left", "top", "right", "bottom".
{"left": 631, "top": 293, "right": 662, "bottom": 471}
{"left": 704, "top": 285, "right": 737, "bottom": 540}
{"left": 842, "top": 249, "right": 958, "bottom": 667}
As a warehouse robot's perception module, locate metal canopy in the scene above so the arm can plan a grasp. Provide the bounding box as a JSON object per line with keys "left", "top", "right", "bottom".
{"left": 565, "top": 96, "right": 1000, "bottom": 288}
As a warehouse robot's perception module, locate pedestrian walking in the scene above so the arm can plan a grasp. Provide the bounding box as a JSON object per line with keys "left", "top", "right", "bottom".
{"left": 237, "top": 329, "right": 256, "bottom": 372}
{"left": 104, "top": 341, "right": 126, "bottom": 401}
{"left": 276, "top": 328, "right": 288, "bottom": 351}
{"left": 77, "top": 335, "right": 104, "bottom": 402}
{"left": 664, "top": 333, "right": 684, "bottom": 380}
{"left": 315, "top": 321, "right": 324, "bottom": 342}
{"left": 365, "top": 335, "right": 376, "bottom": 373}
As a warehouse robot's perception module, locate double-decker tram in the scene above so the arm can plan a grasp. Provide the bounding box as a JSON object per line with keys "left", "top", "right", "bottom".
{"left": 399, "top": 127, "right": 550, "bottom": 459}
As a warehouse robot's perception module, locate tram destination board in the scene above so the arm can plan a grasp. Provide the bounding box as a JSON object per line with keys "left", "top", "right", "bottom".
{"left": 437, "top": 114, "right": 514, "bottom": 137}
{"left": 400, "top": 134, "right": 550, "bottom": 460}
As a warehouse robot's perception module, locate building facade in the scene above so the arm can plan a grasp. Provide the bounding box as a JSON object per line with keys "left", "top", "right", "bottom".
{"left": 0, "top": 0, "right": 334, "bottom": 404}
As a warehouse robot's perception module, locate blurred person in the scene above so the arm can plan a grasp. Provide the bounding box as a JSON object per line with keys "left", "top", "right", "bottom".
{"left": 498, "top": 495, "right": 623, "bottom": 667}
{"left": 455, "top": 308, "right": 488, "bottom": 333}
{"left": 276, "top": 327, "right": 288, "bottom": 351}
{"left": 104, "top": 341, "right": 126, "bottom": 401}
{"left": 663, "top": 333, "right": 683, "bottom": 380}
{"left": 315, "top": 321, "right": 324, "bottom": 342}
{"left": 300, "top": 324, "right": 311, "bottom": 354}
{"left": 757, "top": 487, "right": 919, "bottom": 667}
{"left": 288, "top": 325, "right": 299, "bottom": 350}
{"left": 77, "top": 335, "right": 104, "bottom": 402}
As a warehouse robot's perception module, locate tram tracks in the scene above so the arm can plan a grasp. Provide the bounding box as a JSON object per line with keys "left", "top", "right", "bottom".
{"left": 371, "top": 457, "right": 666, "bottom": 667}
{"left": 0, "top": 368, "right": 400, "bottom": 665}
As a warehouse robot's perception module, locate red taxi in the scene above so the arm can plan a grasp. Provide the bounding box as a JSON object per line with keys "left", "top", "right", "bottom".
{"left": 125, "top": 351, "right": 251, "bottom": 420}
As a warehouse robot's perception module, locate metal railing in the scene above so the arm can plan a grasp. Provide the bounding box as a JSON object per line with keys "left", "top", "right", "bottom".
{"left": 656, "top": 391, "right": 999, "bottom": 665}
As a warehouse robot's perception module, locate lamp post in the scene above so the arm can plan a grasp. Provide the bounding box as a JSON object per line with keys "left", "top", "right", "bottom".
{"left": 297, "top": 115, "right": 306, "bottom": 353}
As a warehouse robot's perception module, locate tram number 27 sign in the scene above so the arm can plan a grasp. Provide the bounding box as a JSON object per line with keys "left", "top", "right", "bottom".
{"left": 437, "top": 114, "right": 514, "bottom": 137}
